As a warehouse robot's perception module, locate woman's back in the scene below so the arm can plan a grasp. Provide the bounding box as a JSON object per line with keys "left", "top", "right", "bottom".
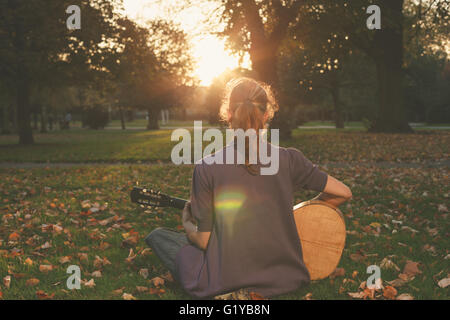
{"left": 175, "top": 143, "right": 328, "bottom": 298}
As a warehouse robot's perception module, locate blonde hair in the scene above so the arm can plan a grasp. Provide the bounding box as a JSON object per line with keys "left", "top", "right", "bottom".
{"left": 220, "top": 77, "right": 278, "bottom": 130}
{"left": 219, "top": 77, "right": 279, "bottom": 174}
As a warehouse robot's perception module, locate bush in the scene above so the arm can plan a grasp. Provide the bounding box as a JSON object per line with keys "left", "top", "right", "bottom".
{"left": 83, "top": 106, "right": 109, "bottom": 129}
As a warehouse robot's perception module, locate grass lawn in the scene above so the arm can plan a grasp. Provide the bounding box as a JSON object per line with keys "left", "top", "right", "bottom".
{"left": 0, "top": 128, "right": 448, "bottom": 163}
{"left": 0, "top": 128, "right": 449, "bottom": 300}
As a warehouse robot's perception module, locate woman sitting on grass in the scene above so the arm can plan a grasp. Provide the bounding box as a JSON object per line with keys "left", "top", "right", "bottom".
{"left": 145, "top": 77, "right": 352, "bottom": 298}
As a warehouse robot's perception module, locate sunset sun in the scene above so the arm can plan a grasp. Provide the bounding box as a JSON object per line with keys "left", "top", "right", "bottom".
{"left": 123, "top": 0, "right": 249, "bottom": 86}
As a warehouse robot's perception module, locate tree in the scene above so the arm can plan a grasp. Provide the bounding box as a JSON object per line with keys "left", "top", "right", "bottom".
{"left": 295, "top": 0, "right": 448, "bottom": 132}
{"left": 0, "top": 0, "right": 122, "bottom": 144}
{"left": 220, "top": 0, "right": 306, "bottom": 137}
{"left": 109, "top": 18, "right": 193, "bottom": 130}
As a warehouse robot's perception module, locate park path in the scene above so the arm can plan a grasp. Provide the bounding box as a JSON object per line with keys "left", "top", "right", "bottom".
{"left": 104, "top": 124, "right": 450, "bottom": 130}
{"left": 0, "top": 160, "right": 448, "bottom": 169}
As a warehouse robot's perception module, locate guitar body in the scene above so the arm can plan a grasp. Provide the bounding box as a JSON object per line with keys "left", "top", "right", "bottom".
{"left": 131, "top": 187, "right": 346, "bottom": 280}
{"left": 293, "top": 200, "right": 346, "bottom": 280}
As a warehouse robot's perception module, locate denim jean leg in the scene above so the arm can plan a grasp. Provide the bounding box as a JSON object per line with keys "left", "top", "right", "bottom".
{"left": 145, "top": 227, "right": 189, "bottom": 278}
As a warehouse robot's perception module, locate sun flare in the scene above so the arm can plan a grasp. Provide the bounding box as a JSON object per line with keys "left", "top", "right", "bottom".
{"left": 123, "top": 0, "right": 250, "bottom": 86}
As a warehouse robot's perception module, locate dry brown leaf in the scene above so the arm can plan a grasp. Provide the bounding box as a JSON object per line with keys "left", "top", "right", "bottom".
{"left": 403, "top": 260, "right": 421, "bottom": 277}
{"left": 91, "top": 271, "right": 102, "bottom": 278}
{"left": 26, "top": 278, "right": 40, "bottom": 287}
{"left": 136, "top": 286, "right": 148, "bottom": 293}
{"left": 382, "top": 285, "right": 398, "bottom": 299}
{"left": 122, "top": 293, "right": 137, "bottom": 300}
{"left": 24, "top": 258, "right": 33, "bottom": 266}
{"left": 36, "top": 290, "right": 54, "bottom": 300}
{"left": 112, "top": 287, "right": 125, "bottom": 296}
{"left": 348, "top": 292, "right": 365, "bottom": 299}
{"left": 397, "top": 293, "right": 414, "bottom": 300}
{"left": 380, "top": 258, "right": 400, "bottom": 271}
{"left": 3, "top": 276, "right": 11, "bottom": 289}
{"left": 39, "top": 265, "right": 53, "bottom": 273}
{"left": 150, "top": 276, "right": 165, "bottom": 287}
{"left": 139, "top": 268, "right": 149, "bottom": 279}
{"left": 437, "top": 278, "right": 450, "bottom": 288}
{"left": 329, "top": 267, "right": 345, "bottom": 279}
{"left": 387, "top": 278, "right": 407, "bottom": 287}
{"left": 160, "top": 271, "right": 174, "bottom": 283}
{"left": 84, "top": 279, "right": 96, "bottom": 288}
{"left": 59, "top": 256, "right": 71, "bottom": 264}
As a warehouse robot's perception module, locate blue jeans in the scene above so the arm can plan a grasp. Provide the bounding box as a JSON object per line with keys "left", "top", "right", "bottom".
{"left": 145, "top": 227, "right": 189, "bottom": 279}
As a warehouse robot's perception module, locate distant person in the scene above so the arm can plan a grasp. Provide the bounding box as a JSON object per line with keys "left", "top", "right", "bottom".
{"left": 161, "top": 109, "right": 169, "bottom": 125}
{"left": 65, "top": 113, "right": 72, "bottom": 129}
{"left": 145, "top": 77, "right": 352, "bottom": 298}
{"left": 48, "top": 114, "right": 54, "bottom": 131}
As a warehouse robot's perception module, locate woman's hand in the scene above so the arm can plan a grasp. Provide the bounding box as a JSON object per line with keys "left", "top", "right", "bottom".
{"left": 181, "top": 201, "right": 211, "bottom": 251}
{"left": 182, "top": 202, "right": 197, "bottom": 235}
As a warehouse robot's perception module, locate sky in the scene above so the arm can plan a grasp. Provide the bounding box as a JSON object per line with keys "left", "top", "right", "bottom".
{"left": 122, "top": 0, "right": 251, "bottom": 86}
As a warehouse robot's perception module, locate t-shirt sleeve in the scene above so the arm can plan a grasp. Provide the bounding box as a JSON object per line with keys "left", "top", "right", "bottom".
{"left": 189, "top": 164, "right": 214, "bottom": 232}
{"left": 287, "top": 148, "right": 328, "bottom": 192}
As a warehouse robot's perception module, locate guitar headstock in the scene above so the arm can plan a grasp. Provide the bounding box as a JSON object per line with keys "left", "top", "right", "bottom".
{"left": 130, "top": 186, "right": 173, "bottom": 208}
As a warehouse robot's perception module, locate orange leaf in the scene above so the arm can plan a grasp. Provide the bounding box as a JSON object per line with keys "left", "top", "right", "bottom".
{"left": 36, "top": 290, "right": 55, "bottom": 300}
{"left": 8, "top": 232, "right": 20, "bottom": 241}
{"left": 26, "top": 278, "right": 40, "bottom": 287}
{"left": 39, "top": 265, "right": 53, "bottom": 273}
{"left": 150, "top": 276, "right": 165, "bottom": 287}
{"left": 383, "top": 286, "right": 397, "bottom": 300}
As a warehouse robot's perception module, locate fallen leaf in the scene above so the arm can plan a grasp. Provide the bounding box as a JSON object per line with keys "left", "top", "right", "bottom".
{"left": 39, "top": 265, "right": 53, "bottom": 273}
{"left": 84, "top": 279, "right": 95, "bottom": 288}
{"left": 139, "top": 268, "right": 149, "bottom": 279}
{"left": 3, "top": 276, "right": 11, "bottom": 289}
{"left": 136, "top": 286, "right": 148, "bottom": 293}
{"left": 329, "top": 267, "right": 345, "bottom": 279}
{"left": 403, "top": 260, "right": 421, "bottom": 277}
{"left": 348, "top": 292, "right": 365, "bottom": 299}
{"left": 26, "top": 278, "right": 40, "bottom": 287}
{"left": 396, "top": 293, "right": 414, "bottom": 300}
{"left": 437, "top": 278, "right": 450, "bottom": 288}
{"left": 382, "top": 286, "right": 397, "bottom": 299}
{"left": 150, "top": 276, "right": 165, "bottom": 287}
{"left": 59, "top": 256, "right": 71, "bottom": 264}
{"left": 249, "top": 292, "right": 267, "bottom": 300}
{"left": 91, "top": 271, "right": 102, "bottom": 278}
{"left": 36, "top": 290, "right": 55, "bottom": 300}
{"left": 112, "top": 287, "right": 125, "bottom": 296}
{"left": 24, "top": 258, "right": 33, "bottom": 266}
{"left": 380, "top": 258, "right": 400, "bottom": 271}
{"left": 8, "top": 232, "right": 20, "bottom": 241}
{"left": 122, "top": 293, "right": 137, "bottom": 300}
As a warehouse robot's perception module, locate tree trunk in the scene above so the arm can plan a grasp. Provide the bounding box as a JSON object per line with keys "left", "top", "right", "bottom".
{"left": 253, "top": 49, "right": 294, "bottom": 139}
{"left": 1, "top": 104, "right": 11, "bottom": 134}
{"left": 146, "top": 108, "right": 159, "bottom": 130}
{"left": 331, "top": 87, "right": 344, "bottom": 129}
{"left": 17, "top": 79, "right": 34, "bottom": 144}
{"left": 40, "top": 104, "right": 47, "bottom": 133}
{"left": 11, "top": 103, "right": 17, "bottom": 132}
{"left": 119, "top": 107, "right": 126, "bottom": 130}
{"left": 369, "top": 0, "right": 412, "bottom": 133}
{"left": 33, "top": 108, "right": 38, "bottom": 130}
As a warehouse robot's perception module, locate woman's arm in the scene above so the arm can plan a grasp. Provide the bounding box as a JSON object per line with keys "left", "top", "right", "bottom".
{"left": 182, "top": 202, "right": 211, "bottom": 251}
{"left": 312, "top": 175, "right": 352, "bottom": 207}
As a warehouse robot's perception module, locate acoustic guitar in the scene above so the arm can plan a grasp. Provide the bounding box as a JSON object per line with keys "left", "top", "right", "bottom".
{"left": 130, "top": 186, "right": 346, "bottom": 280}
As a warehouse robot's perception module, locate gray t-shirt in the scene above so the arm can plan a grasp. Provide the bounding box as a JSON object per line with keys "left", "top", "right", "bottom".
{"left": 175, "top": 144, "right": 328, "bottom": 298}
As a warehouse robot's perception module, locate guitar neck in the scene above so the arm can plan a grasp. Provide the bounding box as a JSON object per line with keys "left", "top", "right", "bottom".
{"left": 167, "top": 196, "right": 188, "bottom": 210}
